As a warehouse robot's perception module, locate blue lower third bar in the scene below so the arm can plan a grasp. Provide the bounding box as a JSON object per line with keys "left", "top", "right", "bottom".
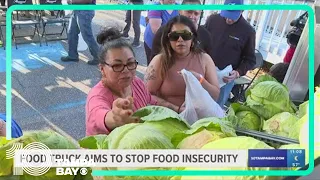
{"left": 248, "top": 149, "right": 288, "bottom": 167}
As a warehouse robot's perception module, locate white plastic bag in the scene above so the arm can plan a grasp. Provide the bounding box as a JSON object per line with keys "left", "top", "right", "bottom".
{"left": 216, "top": 65, "right": 233, "bottom": 88}
{"left": 77, "top": 33, "right": 88, "bottom": 51}
{"left": 62, "top": 0, "right": 72, "bottom": 16}
{"left": 179, "top": 69, "right": 226, "bottom": 125}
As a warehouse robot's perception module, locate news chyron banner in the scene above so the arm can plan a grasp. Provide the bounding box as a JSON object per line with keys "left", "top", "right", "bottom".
{"left": 248, "top": 149, "right": 305, "bottom": 168}
{"left": 8, "top": 142, "right": 305, "bottom": 177}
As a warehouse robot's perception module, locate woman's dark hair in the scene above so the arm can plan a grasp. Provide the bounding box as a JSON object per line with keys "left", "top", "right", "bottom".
{"left": 97, "top": 27, "right": 135, "bottom": 64}
{"left": 160, "top": 15, "right": 202, "bottom": 79}
{"left": 268, "top": 63, "right": 290, "bottom": 83}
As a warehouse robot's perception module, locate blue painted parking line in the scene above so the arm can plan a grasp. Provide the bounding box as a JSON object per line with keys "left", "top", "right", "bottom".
{"left": 49, "top": 100, "right": 86, "bottom": 111}
{"left": 0, "top": 42, "right": 68, "bottom": 73}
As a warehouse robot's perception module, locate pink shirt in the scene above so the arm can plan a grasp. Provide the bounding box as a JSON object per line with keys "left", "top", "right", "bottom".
{"left": 86, "top": 77, "right": 157, "bottom": 136}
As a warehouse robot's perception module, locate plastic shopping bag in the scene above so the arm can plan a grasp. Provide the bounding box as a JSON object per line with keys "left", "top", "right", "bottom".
{"left": 179, "top": 69, "right": 226, "bottom": 125}
{"left": 62, "top": 0, "right": 72, "bottom": 16}
{"left": 216, "top": 65, "right": 233, "bottom": 88}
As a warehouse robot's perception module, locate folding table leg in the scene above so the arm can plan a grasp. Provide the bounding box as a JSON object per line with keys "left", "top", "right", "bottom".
{"left": 60, "top": 23, "right": 66, "bottom": 36}
{"left": 42, "top": 23, "right": 48, "bottom": 46}
{"left": 0, "top": 26, "right": 4, "bottom": 50}
{"left": 35, "top": 24, "right": 42, "bottom": 47}
{"left": 12, "top": 26, "right": 17, "bottom": 49}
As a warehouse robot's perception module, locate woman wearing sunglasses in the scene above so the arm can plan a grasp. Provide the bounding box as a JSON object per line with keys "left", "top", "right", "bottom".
{"left": 85, "top": 27, "right": 159, "bottom": 136}
{"left": 145, "top": 15, "right": 220, "bottom": 112}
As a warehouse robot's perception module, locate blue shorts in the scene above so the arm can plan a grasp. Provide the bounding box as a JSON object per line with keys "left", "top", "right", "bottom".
{"left": 0, "top": 113, "right": 23, "bottom": 138}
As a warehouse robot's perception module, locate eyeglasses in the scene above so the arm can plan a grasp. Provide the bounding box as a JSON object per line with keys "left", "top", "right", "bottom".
{"left": 168, "top": 30, "right": 193, "bottom": 41}
{"left": 102, "top": 61, "right": 138, "bottom": 72}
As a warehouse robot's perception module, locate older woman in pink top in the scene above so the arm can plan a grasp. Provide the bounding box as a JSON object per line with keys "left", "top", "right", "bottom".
{"left": 145, "top": 15, "right": 220, "bottom": 112}
{"left": 86, "top": 28, "right": 175, "bottom": 136}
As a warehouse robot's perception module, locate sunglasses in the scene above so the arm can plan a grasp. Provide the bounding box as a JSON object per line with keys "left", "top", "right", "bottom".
{"left": 168, "top": 30, "right": 193, "bottom": 41}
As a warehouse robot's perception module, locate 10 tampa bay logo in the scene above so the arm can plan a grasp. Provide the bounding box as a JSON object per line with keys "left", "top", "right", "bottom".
{"left": 6, "top": 142, "right": 52, "bottom": 176}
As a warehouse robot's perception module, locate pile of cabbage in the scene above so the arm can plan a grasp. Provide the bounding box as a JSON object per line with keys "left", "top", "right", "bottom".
{"left": 225, "top": 75, "right": 314, "bottom": 142}
{"left": 78, "top": 106, "right": 282, "bottom": 180}
{"left": 225, "top": 75, "right": 320, "bottom": 167}
{"left": 226, "top": 75, "right": 298, "bottom": 133}
{"left": 78, "top": 97, "right": 320, "bottom": 180}
{"left": 1, "top": 78, "right": 318, "bottom": 180}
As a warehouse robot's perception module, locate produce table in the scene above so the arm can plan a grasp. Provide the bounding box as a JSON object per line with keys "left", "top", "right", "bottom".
{"left": 236, "top": 128, "right": 299, "bottom": 147}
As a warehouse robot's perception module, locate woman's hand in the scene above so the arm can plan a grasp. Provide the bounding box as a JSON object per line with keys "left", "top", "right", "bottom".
{"left": 223, "top": 70, "right": 240, "bottom": 83}
{"left": 189, "top": 71, "right": 203, "bottom": 81}
{"left": 109, "top": 97, "right": 140, "bottom": 129}
{"left": 178, "top": 103, "right": 186, "bottom": 113}
{"left": 178, "top": 70, "right": 204, "bottom": 83}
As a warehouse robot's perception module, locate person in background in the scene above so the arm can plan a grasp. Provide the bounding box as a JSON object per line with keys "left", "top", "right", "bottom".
{"left": 0, "top": 0, "right": 5, "bottom": 17}
{"left": 204, "top": 0, "right": 256, "bottom": 108}
{"left": 0, "top": 0, "right": 4, "bottom": 7}
{"left": 86, "top": 27, "right": 182, "bottom": 136}
{"left": 284, "top": 12, "right": 307, "bottom": 64}
{"left": 0, "top": 113, "right": 23, "bottom": 138}
{"left": 145, "top": 15, "right": 220, "bottom": 112}
{"left": 268, "top": 63, "right": 290, "bottom": 83}
{"left": 144, "top": 0, "right": 179, "bottom": 65}
{"left": 151, "top": 0, "right": 212, "bottom": 61}
{"left": 121, "top": 0, "right": 143, "bottom": 48}
{"left": 283, "top": 46, "right": 295, "bottom": 64}
{"left": 60, "top": 0, "right": 100, "bottom": 65}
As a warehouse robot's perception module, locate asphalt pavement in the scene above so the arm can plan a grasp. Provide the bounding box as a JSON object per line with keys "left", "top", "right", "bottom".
{"left": 0, "top": 9, "right": 148, "bottom": 142}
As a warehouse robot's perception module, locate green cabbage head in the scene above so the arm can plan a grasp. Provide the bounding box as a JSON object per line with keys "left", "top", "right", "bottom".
{"left": 245, "top": 75, "right": 297, "bottom": 120}
{"left": 79, "top": 121, "right": 176, "bottom": 180}
{"left": 228, "top": 103, "right": 263, "bottom": 131}
{"left": 263, "top": 112, "right": 299, "bottom": 138}
{"left": 0, "top": 130, "right": 91, "bottom": 180}
{"left": 133, "top": 106, "right": 190, "bottom": 139}
{"left": 171, "top": 117, "right": 236, "bottom": 149}
{"left": 172, "top": 136, "right": 282, "bottom": 180}
{"left": 296, "top": 100, "right": 309, "bottom": 118}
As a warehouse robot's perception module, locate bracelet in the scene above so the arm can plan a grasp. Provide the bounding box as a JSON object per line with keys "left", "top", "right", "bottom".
{"left": 199, "top": 74, "right": 204, "bottom": 84}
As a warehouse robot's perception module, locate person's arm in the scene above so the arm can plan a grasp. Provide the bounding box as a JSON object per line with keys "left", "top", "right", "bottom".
{"left": 86, "top": 96, "right": 113, "bottom": 135}
{"left": 148, "top": 10, "right": 162, "bottom": 34}
{"left": 0, "top": 119, "right": 5, "bottom": 137}
{"left": 191, "top": 53, "right": 220, "bottom": 101}
{"left": 152, "top": 95, "right": 184, "bottom": 113}
{"left": 87, "top": 95, "right": 138, "bottom": 135}
{"left": 236, "top": 30, "right": 256, "bottom": 76}
{"left": 149, "top": 19, "right": 162, "bottom": 34}
{"left": 145, "top": 55, "right": 181, "bottom": 113}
